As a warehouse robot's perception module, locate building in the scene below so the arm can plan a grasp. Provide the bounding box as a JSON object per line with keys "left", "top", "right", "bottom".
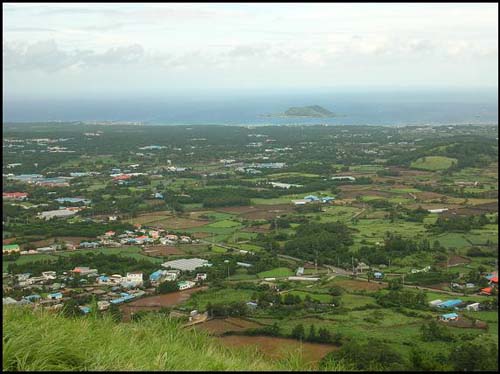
{"left": 195, "top": 273, "right": 207, "bottom": 281}
{"left": 72, "top": 267, "right": 98, "bottom": 276}
{"left": 236, "top": 262, "right": 252, "bottom": 268}
{"left": 42, "top": 271, "right": 57, "bottom": 280}
{"left": 38, "top": 208, "right": 78, "bottom": 220}
{"left": 178, "top": 280, "right": 196, "bottom": 290}
{"left": 3, "top": 297, "right": 17, "bottom": 305}
{"left": 355, "top": 262, "right": 370, "bottom": 273}
{"left": 480, "top": 287, "right": 493, "bottom": 295}
{"left": 304, "top": 195, "right": 320, "bottom": 202}
{"left": 296, "top": 267, "right": 304, "bottom": 276}
{"left": 47, "top": 292, "right": 63, "bottom": 300}
{"left": 125, "top": 272, "right": 144, "bottom": 286}
{"left": 54, "top": 197, "right": 91, "bottom": 205}
{"left": 331, "top": 176, "right": 356, "bottom": 181}
{"left": 246, "top": 301, "right": 258, "bottom": 309}
{"left": 149, "top": 270, "right": 169, "bottom": 285}
{"left": 269, "top": 182, "right": 302, "bottom": 189}
{"left": 2, "top": 192, "right": 28, "bottom": 200}
{"left": 466, "top": 302, "right": 480, "bottom": 311}
{"left": 3, "top": 244, "right": 20, "bottom": 255}
{"left": 287, "top": 276, "right": 320, "bottom": 281}
{"left": 321, "top": 197, "right": 335, "bottom": 203}
{"left": 429, "top": 299, "right": 443, "bottom": 307}
{"left": 428, "top": 208, "right": 449, "bottom": 214}
{"left": 162, "top": 258, "right": 212, "bottom": 272}
{"left": 440, "top": 313, "right": 459, "bottom": 322}
{"left": 437, "top": 299, "right": 462, "bottom": 309}
{"left": 292, "top": 199, "right": 309, "bottom": 206}
{"left": 373, "top": 272, "right": 384, "bottom": 279}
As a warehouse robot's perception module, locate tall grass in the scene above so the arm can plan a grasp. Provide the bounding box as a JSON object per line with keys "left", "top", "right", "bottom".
{"left": 3, "top": 306, "right": 349, "bottom": 371}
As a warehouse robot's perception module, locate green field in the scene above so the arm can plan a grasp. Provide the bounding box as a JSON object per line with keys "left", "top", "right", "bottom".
{"left": 257, "top": 267, "right": 294, "bottom": 278}
{"left": 410, "top": 156, "right": 458, "bottom": 171}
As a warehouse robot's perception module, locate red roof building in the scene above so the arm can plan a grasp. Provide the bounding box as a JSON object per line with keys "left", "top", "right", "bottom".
{"left": 3, "top": 192, "right": 28, "bottom": 200}
{"left": 480, "top": 287, "right": 493, "bottom": 295}
{"left": 490, "top": 277, "right": 498, "bottom": 284}
{"left": 113, "top": 174, "right": 132, "bottom": 181}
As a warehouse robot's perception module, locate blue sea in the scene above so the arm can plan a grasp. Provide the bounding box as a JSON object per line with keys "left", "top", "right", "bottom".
{"left": 3, "top": 88, "right": 498, "bottom": 126}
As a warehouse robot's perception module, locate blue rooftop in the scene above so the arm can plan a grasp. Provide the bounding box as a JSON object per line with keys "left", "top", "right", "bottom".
{"left": 437, "top": 299, "right": 462, "bottom": 308}
{"left": 441, "top": 313, "right": 458, "bottom": 319}
{"left": 304, "top": 195, "right": 320, "bottom": 201}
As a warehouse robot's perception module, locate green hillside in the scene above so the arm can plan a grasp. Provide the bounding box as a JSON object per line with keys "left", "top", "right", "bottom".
{"left": 2, "top": 307, "right": 347, "bottom": 371}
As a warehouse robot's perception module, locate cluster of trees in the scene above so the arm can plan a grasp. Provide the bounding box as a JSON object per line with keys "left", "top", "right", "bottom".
{"left": 420, "top": 320, "right": 454, "bottom": 342}
{"left": 5, "top": 219, "right": 134, "bottom": 239}
{"left": 283, "top": 222, "right": 353, "bottom": 264}
{"left": 431, "top": 214, "right": 491, "bottom": 233}
{"left": 375, "top": 289, "right": 427, "bottom": 309}
{"left": 290, "top": 323, "right": 341, "bottom": 344}
{"left": 206, "top": 301, "right": 248, "bottom": 317}
{"left": 157, "top": 281, "right": 179, "bottom": 294}
{"left": 7, "top": 252, "right": 159, "bottom": 277}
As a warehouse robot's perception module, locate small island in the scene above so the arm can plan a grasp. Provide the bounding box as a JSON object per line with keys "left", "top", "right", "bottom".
{"left": 262, "top": 105, "right": 335, "bottom": 118}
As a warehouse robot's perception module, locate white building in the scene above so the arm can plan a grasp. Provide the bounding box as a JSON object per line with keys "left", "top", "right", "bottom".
{"left": 125, "top": 272, "right": 144, "bottom": 286}
{"left": 162, "top": 258, "right": 211, "bottom": 272}
{"left": 466, "top": 302, "right": 480, "bottom": 311}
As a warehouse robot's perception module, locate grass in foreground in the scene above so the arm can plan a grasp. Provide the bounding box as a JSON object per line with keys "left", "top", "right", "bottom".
{"left": 3, "top": 306, "right": 351, "bottom": 371}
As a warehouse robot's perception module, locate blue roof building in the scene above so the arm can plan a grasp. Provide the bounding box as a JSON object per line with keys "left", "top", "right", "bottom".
{"left": 150, "top": 270, "right": 166, "bottom": 282}
{"left": 24, "top": 294, "right": 41, "bottom": 302}
{"left": 79, "top": 306, "right": 91, "bottom": 314}
{"left": 154, "top": 192, "right": 164, "bottom": 199}
{"left": 304, "top": 195, "right": 320, "bottom": 201}
{"left": 437, "top": 299, "right": 462, "bottom": 309}
{"left": 47, "top": 292, "right": 63, "bottom": 300}
{"left": 440, "top": 312, "right": 458, "bottom": 321}
{"left": 321, "top": 197, "right": 335, "bottom": 203}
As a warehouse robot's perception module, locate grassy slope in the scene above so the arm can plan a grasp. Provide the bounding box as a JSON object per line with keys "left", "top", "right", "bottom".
{"left": 4, "top": 306, "right": 348, "bottom": 371}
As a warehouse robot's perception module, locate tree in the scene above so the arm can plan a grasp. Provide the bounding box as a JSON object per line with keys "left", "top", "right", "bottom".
{"left": 291, "top": 324, "right": 306, "bottom": 340}
{"left": 308, "top": 324, "right": 317, "bottom": 342}
{"left": 449, "top": 339, "right": 498, "bottom": 371}
{"left": 318, "top": 327, "right": 332, "bottom": 343}
{"left": 157, "top": 281, "right": 179, "bottom": 294}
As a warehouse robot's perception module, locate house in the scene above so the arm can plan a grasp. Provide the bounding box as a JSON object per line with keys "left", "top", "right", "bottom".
{"left": 440, "top": 313, "right": 459, "bottom": 322}
{"left": 179, "top": 236, "right": 192, "bottom": 244}
{"left": 2, "top": 192, "right": 28, "bottom": 200}
{"left": 154, "top": 192, "right": 164, "bottom": 199}
{"left": 296, "top": 267, "right": 304, "bottom": 276}
{"left": 97, "top": 275, "right": 111, "bottom": 284}
{"left": 236, "top": 262, "right": 253, "bottom": 268}
{"left": 246, "top": 301, "right": 258, "bottom": 309}
{"left": 125, "top": 272, "right": 144, "bottom": 286}
{"left": 17, "top": 273, "right": 31, "bottom": 282}
{"left": 149, "top": 270, "right": 168, "bottom": 285}
{"left": 79, "top": 306, "right": 91, "bottom": 314}
{"left": 3, "top": 297, "right": 17, "bottom": 305}
{"left": 355, "top": 262, "right": 370, "bottom": 273}
{"left": 429, "top": 299, "right": 443, "bottom": 307}
{"left": 97, "top": 300, "right": 110, "bottom": 310}
{"left": 42, "top": 271, "right": 57, "bottom": 280}
{"left": 437, "top": 299, "right": 462, "bottom": 309}
{"left": 466, "top": 302, "right": 481, "bottom": 311}
{"left": 178, "top": 280, "right": 196, "bottom": 290}
{"left": 72, "top": 267, "right": 98, "bottom": 276}
{"left": 47, "top": 292, "right": 63, "bottom": 300}
{"left": 165, "top": 270, "right": 180, "bottom": 281}
{"left": 104, "top": 231, "right": 115, "bottom": 237}
{"left": 292, "top": 199, "right": 309, "bottom": 206}
{"left": 80, "top": 241, "right": 100, "bottom": 249}
{"left": 195, "top": 273, "right": 207, "bottom": 281}
{"left": 304, "top": 195, "right": 320, "bottom": 202}
{"left": 3, "top": 244, "right": 20, "bottom": 255}
{"left": 373, "top": 272, "right": 384, "bottom": 279}
{"left": 24, "top": 294, "right": 41, "bottom": 302}
{"left": 480, "top": 287, "right": 493, "bottom": 295}
{"left": 37, "top": 246, "right": 57, "bottom": 253}
{"left": 489, "top": 277, "right": 498, "bottom": 285}
{"left": 321, "top": 197, "right": 335, "bottom": 203}
{"left": 109, "top": 274, "right": 123, "bottom": 284}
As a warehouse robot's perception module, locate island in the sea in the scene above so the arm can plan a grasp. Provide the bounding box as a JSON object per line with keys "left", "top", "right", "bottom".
{"left": 262, "top": 105, "right": 335, "bottom": 118}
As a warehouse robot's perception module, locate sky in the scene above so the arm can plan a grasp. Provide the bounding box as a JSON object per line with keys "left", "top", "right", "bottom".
{"left": 3, "top": 2, "right": 499, "bottom": 100}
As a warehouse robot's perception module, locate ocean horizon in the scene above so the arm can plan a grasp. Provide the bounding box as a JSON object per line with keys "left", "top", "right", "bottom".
{"left": 3, "top": 89, "right": 498, "bottom": 126}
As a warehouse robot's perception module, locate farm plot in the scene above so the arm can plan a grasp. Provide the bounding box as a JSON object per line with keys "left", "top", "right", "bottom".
{"left": 410, "top": 156, "right": 458, "bottom": 171}
{"left": 257, "top": 267, "right": 294, "bottom": 278}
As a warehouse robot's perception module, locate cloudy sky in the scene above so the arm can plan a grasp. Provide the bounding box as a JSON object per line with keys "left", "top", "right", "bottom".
{"left": 3, "top": 3, "right": 498, "bottom": 99}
